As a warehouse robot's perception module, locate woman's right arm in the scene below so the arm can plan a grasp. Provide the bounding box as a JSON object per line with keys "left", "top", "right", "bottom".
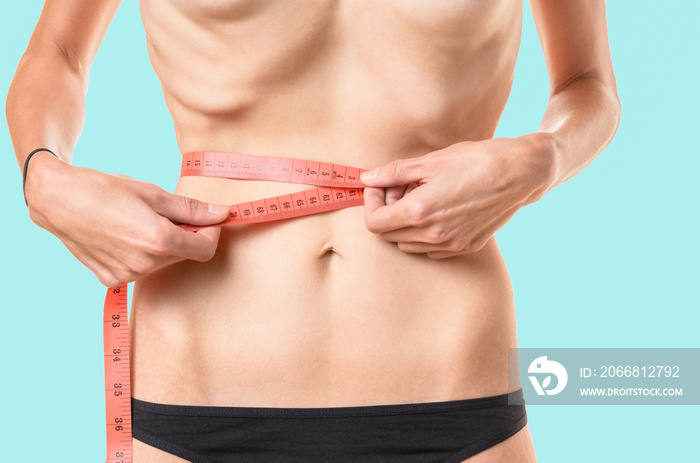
{"left": 7, "top": 0, "right": 230, "bottom": 288}
{"left": 8, "top": 0, "right": 121, "bottom": 168}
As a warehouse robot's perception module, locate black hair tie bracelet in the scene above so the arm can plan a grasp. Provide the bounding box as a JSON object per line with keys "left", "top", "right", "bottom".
{"left": 23, "top": 148, "right": 58, "bottom": 206}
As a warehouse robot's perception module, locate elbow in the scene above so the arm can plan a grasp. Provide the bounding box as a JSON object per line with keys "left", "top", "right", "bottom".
{"left": 611, "top": 88, "right": 621, "bottom": 121}
{"left": 596, "top": 69, "right": 622, "bottom": 144}
{"left": 605, "top": 78, "right": 622, "bottom": 147}
{"left": 576, "top": 70, "right": 622, "bottom": 146}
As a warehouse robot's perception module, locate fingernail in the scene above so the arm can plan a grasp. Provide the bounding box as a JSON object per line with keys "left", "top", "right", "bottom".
{"left": 361, "top": 169, "right": 377, "bottom": 183}
{"left": 208, "top": 204, "right": 230, "bottom": 214}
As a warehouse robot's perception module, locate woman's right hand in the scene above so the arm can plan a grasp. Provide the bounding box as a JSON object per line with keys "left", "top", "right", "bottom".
{"left": 24, "top": 152, "right": 231, "bottom": 288}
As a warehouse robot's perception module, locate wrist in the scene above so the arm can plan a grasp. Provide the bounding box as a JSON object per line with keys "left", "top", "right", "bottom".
{"left": 23, "top": 149, "right": 66, "bottom": 212}
{"left": 516, "top": 131, "right": 560, "bottom": 204}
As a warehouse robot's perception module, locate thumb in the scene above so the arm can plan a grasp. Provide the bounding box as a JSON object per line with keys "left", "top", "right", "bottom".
{"left": 154, "top": 193, "right": 230, "bottom": 226}
{"left": 360, "top": 157, "right": 424, "bottom": 187}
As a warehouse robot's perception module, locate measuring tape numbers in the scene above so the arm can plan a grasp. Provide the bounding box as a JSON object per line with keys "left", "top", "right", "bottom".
{"left": 104, "top": 283, "right": 131, "bottom": 463}
{"left": 102, "top": 151, "right": 369, "bottom": 462}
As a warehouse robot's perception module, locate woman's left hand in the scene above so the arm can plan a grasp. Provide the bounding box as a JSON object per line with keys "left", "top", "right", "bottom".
{"left": 361, "top": 133, "right": 556, "bottom": 259}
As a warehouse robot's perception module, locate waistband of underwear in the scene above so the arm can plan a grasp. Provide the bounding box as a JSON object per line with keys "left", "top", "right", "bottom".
{"left": 131, "top": 388, "right": 525, "bottom": 419}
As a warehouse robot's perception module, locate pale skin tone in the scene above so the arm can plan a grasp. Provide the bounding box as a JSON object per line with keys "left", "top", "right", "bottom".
{"left": 7, "top": 0, "right": 619, "bottom": 461}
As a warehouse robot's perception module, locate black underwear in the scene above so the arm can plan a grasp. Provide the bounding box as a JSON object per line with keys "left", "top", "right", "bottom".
{"left": 132, "top": 389, "right": 527, "bottom": 462}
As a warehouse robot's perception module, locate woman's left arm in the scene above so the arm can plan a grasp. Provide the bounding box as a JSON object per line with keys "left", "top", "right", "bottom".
{"left": 362, "top": 0, "right": 621, "bottom": 259}
{"left": 529, "top": 0, "right": 621, "bottom": 187}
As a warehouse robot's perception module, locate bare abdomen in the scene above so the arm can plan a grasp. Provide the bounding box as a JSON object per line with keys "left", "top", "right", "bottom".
{"left": 130, "top": 175, "right": 518, "bottom": 408}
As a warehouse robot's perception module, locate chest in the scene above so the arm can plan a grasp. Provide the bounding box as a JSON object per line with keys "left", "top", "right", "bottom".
{"left": 148, "top": 0, "right": 511, "bottom": 32}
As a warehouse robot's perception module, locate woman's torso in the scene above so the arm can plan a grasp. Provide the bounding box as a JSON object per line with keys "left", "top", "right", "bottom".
{"left": 131, "top": 0, "right": 524, "bottom": 407}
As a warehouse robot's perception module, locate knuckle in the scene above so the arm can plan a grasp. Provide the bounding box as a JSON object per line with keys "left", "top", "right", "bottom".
{"left": 449, "top": 241, "right": 464, "bottom": 253}
{"left": 471, "top": 237, "right": 488, "bottom": 252}
{"left": 198, "top": 245, "right": 217, "bottom": 262}
{"left": 149, "top": 233, "right": 174, "bottom": 256}
{"left": 143, "top": 221, "right": 175, "bottom": 256}
{"left": 388, "top": 159, "right": 404, "bottom": 178}
{"left": 424, "top": 230, "right": 440, "bottom": 244}
{"left": 407, "top": 201, "right": 429, "bottom": 225}
{"left": 462, "top": 239, "right": 483, "bottom": 254}
{"left": 425, "top": 227, "right": 448, "bottom": 244}
{"left": 180, "top": 195, "right": 203, "bottom": 217}
{"left": 191, "top": 241, "right": 217, "bottom": 262}
{"left": 100, "top": 273, "right": 122, "bottom": 289}
{"left": 129, "top": 254, "right": 156, "bottom": 275}
{"left": 141, "top": 181, "right": 165, "bottom": 199}
{"left": 113, "top": 270, "right": 132, "bottom": 287}
{"left": 93, "top": 266, "right": 116, "bottom": 288}
{"left": 365, "top": 220, "right": 381, "bottom": 234}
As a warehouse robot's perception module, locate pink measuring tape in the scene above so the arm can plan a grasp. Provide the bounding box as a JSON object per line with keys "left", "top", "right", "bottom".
{"left": 103, "top": 151, "right": 370, "bottom": 462}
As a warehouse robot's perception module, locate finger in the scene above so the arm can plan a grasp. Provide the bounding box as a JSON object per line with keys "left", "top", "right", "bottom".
{"left": 385, "top": 185, "right": 408, "bottom": 206}
{"left": 151, "top": 190, "right": 230, "bottom": 226}
{"left": 396, "top": 237, "right": 471, "bottom": 255}
{"left": 404, "top": 181, "right": 421, "bottom": 196}
{"left": 362, "top": 186, "right": 385, "bottom": 227}
{"left": 426, "top": 250, "right": 468, "bottom": 260}
{"left": 169, "top": 225, "right": 222, "bottom": 262}
{"left": 90, "top": 247, "right": 148, "bottom": 287}
{"left": 365, "top": 188, "right": 432, "bottom": 233}
{"left": 63, "top": 240, "right": 125, "bottom": 287}
{"left": 379, "top": 226, "right": 451, "bottom": 244}
{"left": 425, "top": 208, "right": 520, "bottom": 259}
{"left": 360, "top": 156, "right": 426, "bottom": 187}
{"left": 364, "top": 187, "right": 417, "bottom": 234}
{"left": 459, "top": 208, "right": 519, "bottom": 253}
{"left": 379, "top": 226, "right": 433, "bottom": 244}
{"left": 396, "top": 241, "right": 440, "bottom": 254}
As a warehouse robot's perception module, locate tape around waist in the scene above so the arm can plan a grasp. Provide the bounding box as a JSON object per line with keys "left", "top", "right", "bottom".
{"left": 178, "top": 151, "right": 368, "bottom": 231}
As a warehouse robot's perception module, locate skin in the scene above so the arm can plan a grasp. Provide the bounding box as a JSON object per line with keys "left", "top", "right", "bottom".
{"left": 7, "top": 0, "right": 620, "bottom": 461}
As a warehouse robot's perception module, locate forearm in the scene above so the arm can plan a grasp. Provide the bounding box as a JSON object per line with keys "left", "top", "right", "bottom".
{"left": 6, "top": 46, "right": 87, "bottom": 170}
{"left": 538, "top": 73, "right": 621, "bottom": 190}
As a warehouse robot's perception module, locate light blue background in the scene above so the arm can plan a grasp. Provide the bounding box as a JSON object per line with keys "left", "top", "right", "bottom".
{"left": 1, "top": 1, "right": 697, "bottom": 461}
